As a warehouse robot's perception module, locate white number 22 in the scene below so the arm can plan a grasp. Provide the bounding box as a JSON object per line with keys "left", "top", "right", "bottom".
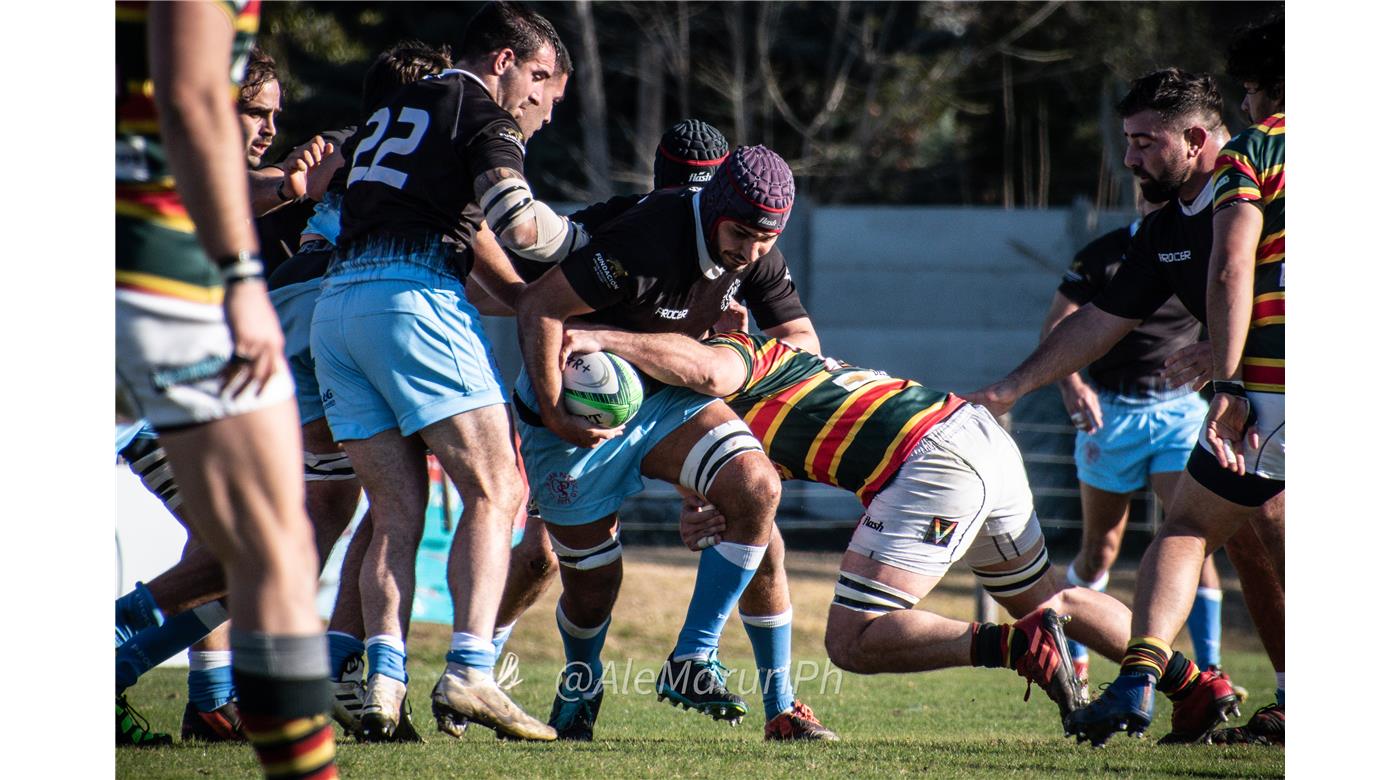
{"left": 347, "top": 107, "right": 429, "bottom": 189}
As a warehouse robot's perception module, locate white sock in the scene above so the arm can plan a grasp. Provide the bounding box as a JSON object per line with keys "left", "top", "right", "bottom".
{"left": 188, "top": 649, "right": 232, "bottom": 671}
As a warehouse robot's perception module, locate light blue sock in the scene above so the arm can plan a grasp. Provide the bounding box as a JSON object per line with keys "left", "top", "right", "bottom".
{"left": 1186, "top": 586, "right": 1223, "bottom": 669}
{"left": 326, "top": 631, "right": 364, "bottom": 674}
{"left": 1064, "top": 562, "right": 1108, "bottom": 669}
{"left": 555, "top": 604, "right": 610, "bottom": 695}
{"left": 741, "top": 609, "right": 794, "bottom": 720}
{"left": 445, "top": 632, "right": 496, "bottom": 674}
{"left": 187, "top": 650, "right": 235, "bottom": 711}
{"left": 115, "top": 582, "right": 163, "bottom": 648}
{"left": 116, "top": 602, "right": 226, "bottom": 693}
{"left": 365, "top": 634, "right": 407, "bottom": 683}
{"left": 673, "top": 541, "right": 767, "bottom": 660}
{"left": 491, "top": 622, "right": 516, "bottom": 663}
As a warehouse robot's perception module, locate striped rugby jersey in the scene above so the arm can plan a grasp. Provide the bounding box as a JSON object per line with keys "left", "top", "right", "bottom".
{"left": 708, "top": 332, "right": 964, "bottom": 506}
{"left": 116, "top": 0, "right": 261, "bottom": 304}
{"left": 1213, "top": 112, "right": 1284, "bottom": 393}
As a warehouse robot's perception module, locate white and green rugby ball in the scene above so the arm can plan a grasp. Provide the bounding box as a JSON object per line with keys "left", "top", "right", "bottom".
{"left": 562, "top": 351, "right": 645, "bottom": 428}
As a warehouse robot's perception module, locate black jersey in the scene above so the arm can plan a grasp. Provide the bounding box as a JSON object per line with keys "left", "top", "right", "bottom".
{"left": 1059, "top": 225, "right": 1202, "bottom": 396}
{"left": 558, "top": 188, "right": 807, "bottom": 347}
{"left": 1094, "top": 187, "right": 1214, "bottom": 325}
{"left": 255, "top": 126, "right": 358, "bottom": 276}
{"left": 336, "top": 69, "right": 526, "bottom": 272}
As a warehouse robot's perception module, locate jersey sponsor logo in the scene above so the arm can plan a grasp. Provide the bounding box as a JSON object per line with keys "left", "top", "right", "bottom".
{"left": 592, "top": 252, "right": 627, "bottom": 291}
{"left": 545, "top": 471, "right": 579, "bottom": 506}
{"left": 922, "top": 518, "right": 958, "bottom": 547}
{"left": 719, "top": 278, "right": 743, "bottom": 312}
{"left": 656, "top": 306, "right": 689, "bottom": 320}
{"left": 860, "top": 514, "right": 885, "bottom": 532}
{"left": 498, "top": 127, "right": 526, "bottom": 156}
{"left": 1157, "top": 249, "right": 1192, "bottom": 263}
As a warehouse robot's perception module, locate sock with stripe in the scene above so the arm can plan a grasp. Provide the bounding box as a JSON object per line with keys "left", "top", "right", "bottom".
{"left": 556, "top": 603, "right": 610, "bottom": 695}
{"left": 673, "top": 541, "right": 767, "bottom": 660}
{"left": 741, "top": 609, "right": 795, "bottom": 720}
{"left": 116, "top": 601, "right": 228, "bottom": 693}
{"left": 1064, "top": 561, "right": 1108, "bottom": 671}
{"left": 492, "top": 622, "right": 516, "bottom": 662}
{"left": 970, "top": 622, "right": 1030, "bottom": 669}
{"left": 324, "top": 632, "right": 363, "bottom": 675}
{"left": 1186, "top": 586, "right": 1223, "bottom": 669}
{"left": 364, "top": 635, "right": 407, "bottom": 683}
{"left": 188, "top": 649, "right": 236, "bottom": 711}
{"left": 1120, "top": 636, "right": 1173, "bottom": 684}
{"left": 1158, "top": 650, "right": 1202, "bottom": 700}
{"left": 115, "top": 582, "right": 163, "bottom": 647}
{"left": 445, "top": 632, "right": 496, "bottom": 674}
{"left": 232, "top": 630, "right": 338, "bottom": 780}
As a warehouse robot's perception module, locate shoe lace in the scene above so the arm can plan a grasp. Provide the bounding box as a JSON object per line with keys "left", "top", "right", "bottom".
{"left": 697, "top": 657, "right": 732, "bottom": 686}
{"left": 789, "top": 700, "right": 815, "bottom": 721}
{"left": 117, "top": 695, "right": 157, "bottom": 737}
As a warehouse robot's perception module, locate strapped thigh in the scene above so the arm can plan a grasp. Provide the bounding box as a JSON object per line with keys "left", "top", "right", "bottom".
{"left": 549, "top": 528, "right": 622, "bottom": 571}
{"left": 677, "top": 419, "right": 764, "bottom": 500}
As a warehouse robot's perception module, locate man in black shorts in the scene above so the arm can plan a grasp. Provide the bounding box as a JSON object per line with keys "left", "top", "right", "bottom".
{"left": 968, "top": 68, "right": 1284, "bottom": 746}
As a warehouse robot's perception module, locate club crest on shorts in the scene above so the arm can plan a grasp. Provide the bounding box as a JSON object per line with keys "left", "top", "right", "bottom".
{"left": 1083, "top": 440, "right": 1100, "bottom": 464}
{"left": 923, "top": 518, "right": 958, "bottom": 547}
{"left": 545, "top": 471, "right": 579, "bottom": 505}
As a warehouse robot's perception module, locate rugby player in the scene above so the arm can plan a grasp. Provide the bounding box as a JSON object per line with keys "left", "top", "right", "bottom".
{"left": 117, "top": 1, "right": 339, "bottom": 776}
{"left": 308, "top": 1, "right": 573, "bottom": 742}
{"left": 1046, "top": 198, "right": 1238, "bottom": 695}
{"left": 514, "top": 145, "right": 821, "bottom": 739}
{"left": 967, "top": 68, "right": 1285, "bottom": 746}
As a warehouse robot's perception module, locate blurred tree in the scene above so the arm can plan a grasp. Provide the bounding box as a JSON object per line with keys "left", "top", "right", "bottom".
{"left": 257, "top": 0, "right": 1281, "bottom": 206}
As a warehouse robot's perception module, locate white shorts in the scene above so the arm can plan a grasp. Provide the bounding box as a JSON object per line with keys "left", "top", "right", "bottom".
{"left": 848, "top": 403, "right": 1044, "bottom": 579}
{"left": 1194, "top": 391, "right": 1284, "bottom": 480}
{"left": 115, "top": 290, "right": 292, "bottom": 430}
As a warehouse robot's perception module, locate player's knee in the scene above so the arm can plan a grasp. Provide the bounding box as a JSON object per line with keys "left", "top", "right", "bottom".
{"left": 712, "top": 455, "right": 781, "bottom": 531}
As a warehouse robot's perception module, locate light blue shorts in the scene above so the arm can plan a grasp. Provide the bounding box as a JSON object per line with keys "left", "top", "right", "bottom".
{"left": 270, "top": 278, "right": 325, "bottom": 426}
{"left": 310, "top": 256, "right": 506, "bottom": 442}
{"left": 514, "top": 370, "right": 718, "bottom": 526}
{"left": 1074, "top": 389, "right": 1208, "bottom": 494}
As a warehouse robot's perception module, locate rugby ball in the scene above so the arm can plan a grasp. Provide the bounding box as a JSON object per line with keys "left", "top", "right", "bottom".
{"left": 562, "top": 351, "right": 644, "bottom": 428}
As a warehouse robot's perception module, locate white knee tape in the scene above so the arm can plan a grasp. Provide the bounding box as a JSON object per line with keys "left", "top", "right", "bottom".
{"left": 832, "top": 570, "right": 919, "bottom": 615}
{"left": 129, "top": 445, "right": 182, "bottom": 512}
{"left": 549, "top": 531, "right": 622, "bottom": 571}
{"left": 678, "top": 420, "right": 765, "bottom": 500}
{"left": 971, "top": 546, "right": 1051, "bottom": 598}
{"left": 303, "top": 450, "right": 356, "bottom": 482}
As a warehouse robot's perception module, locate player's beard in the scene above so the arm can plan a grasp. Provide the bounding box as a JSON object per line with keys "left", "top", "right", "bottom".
{"left": 1132, "top": 159, "right": 1189, "bottom": 204}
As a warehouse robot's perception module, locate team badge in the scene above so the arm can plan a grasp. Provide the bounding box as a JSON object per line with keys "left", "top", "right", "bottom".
{"left": 1083, "top": 441, "right": 1100, "bottom": 464}
{"left": 923, "top": 518, "right": 958, "bottom": 547}
{"left": 545, "top": 471, "right": 579, "bottom": 505}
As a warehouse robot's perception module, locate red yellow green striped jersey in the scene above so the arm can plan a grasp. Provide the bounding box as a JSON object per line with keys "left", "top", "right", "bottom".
{"left": 116, "top": 0, "right": 261, "bottom": 303}
{"left": 1213, "top": 112, "right": 1284, "bottom": 393}
{"left": 708, "top": 332, "right": 965, "bottom": 506}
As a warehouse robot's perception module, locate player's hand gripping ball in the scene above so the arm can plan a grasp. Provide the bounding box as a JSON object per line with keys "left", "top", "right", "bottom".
{"left": 561, "top": 352, "right": 645, "bottom": 428}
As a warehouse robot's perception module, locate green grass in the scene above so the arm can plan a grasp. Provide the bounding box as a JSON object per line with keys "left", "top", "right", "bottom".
{"left": 116, "top": 549, "right": 1284, "bottom": 779}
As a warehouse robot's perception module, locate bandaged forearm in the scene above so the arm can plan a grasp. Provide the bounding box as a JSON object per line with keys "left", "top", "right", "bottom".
{"left": 481, "top": 176, "right": 590, "bottom": 263}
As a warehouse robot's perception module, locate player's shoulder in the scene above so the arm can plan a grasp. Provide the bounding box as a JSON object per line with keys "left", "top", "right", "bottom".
{"left": 1075, "top": 225, "right": 1133, "bottom": 267}
{"left": 593, "top": 189, "right": 692, "bottom": 248}
{"left": 1225, "top": 112, "right": 1284, "bottom": 155}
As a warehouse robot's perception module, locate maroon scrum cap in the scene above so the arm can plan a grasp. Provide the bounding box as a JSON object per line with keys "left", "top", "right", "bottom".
{"left": 698, "top": 144, "right": 795, "bottom": 235}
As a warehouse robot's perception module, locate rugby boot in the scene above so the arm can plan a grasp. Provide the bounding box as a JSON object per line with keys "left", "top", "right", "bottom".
{"left": 180, "top": 700, "right": 245, "bottom": 742}
{"left": 1208, "top": 703, "right": 1283, "bottom": 745}
{"left": 656, "top": 653, "right": 748, "bottom": 723}
{"left": 329, "top": 652, "right": 366, "bottom": 734}
{"left": 1206, "top": 665, "right": 1249, "bottom": 705}
{"left": 430, "top": 662, "right": 556, "bottom": 741}
{"left": 547, "top": 686, "right": 605, "bottom": 742}
{"left": 763, "top": 699, "right": 839, "bottom": 741}
{"left": 1158, "top": 667, "right": 1241, "bottom": 744}
{"left": 356, "top": 673, "right": 419, "bottom": 743}
{"left": 1072, "top": 657, "right": 1091, "bottom": 686}
{"left": 1068, "top": 671, "right": 1156, "bottom": 747}
{"left": 1012, "top": 609, "right": 1089, "bottom": 731}
{"left": 116, "top": 694, "right": 172, "bottom": 747}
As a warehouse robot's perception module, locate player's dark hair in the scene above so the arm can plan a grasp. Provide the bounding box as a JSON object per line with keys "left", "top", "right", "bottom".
{"left": 458, "top": 2, "right": 562, "bottom": 69}
{"left": 238, "top": 45, "right": 278, "bottom": 106}
{"left": 1116, "top": 68, "right": 1224, "bottom": 130}
{"left": 361, "top": 40, "right": 454, "bottom": 114}
{"left": 1226, "top": 15, "right": 1284, "bottom": 97}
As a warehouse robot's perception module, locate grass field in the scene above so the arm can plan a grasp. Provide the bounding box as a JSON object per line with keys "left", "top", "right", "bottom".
{"left": 116, "top": 548, "right": 1284, "bottom": 779}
